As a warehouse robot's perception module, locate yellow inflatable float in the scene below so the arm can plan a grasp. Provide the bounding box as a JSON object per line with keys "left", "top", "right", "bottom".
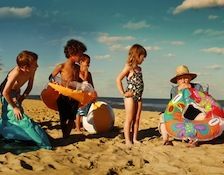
{"left": 41, "top": 82, "right": 97, "bottom": 111}
{"left": 82, "top": 101, "right": 115, "bottom": 134}
{"left": 40, "top": 85, "right": 59, "bottom": 111}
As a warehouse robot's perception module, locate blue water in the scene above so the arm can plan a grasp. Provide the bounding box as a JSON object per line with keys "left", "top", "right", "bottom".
{"left": 97, "top": 97, "right": 170, "bottom": 112}
{"left": 29, "top": 95, "right": 224, "bottom": 112}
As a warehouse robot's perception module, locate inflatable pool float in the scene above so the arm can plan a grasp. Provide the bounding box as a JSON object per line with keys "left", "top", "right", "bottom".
{"left": 82, "top": 101, "right": 115, "bottom": 134}
{"left": 41, "top": 85, "right": 59, "bottom": 111}
{"left": 41, "top": 82, "right": 97, "bottom": 110}
{"left": 48, "top": 82, "right": 97, "bottom": 106}
{"left": 163, "top": 88, "right": 224, "bottom": 141}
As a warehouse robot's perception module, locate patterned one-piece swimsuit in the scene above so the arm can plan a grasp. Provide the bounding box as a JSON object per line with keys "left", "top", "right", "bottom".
{"left": 126, "top": 70, "right": 144, "bottom": 101}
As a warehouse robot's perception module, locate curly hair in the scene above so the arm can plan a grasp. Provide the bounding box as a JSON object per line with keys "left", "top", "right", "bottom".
{"left": 127, "top": 44, "right": 147, "bottom": 68}
{"left": 64, "top": 39, "right": 87, "bottom": 58}
{"left": 16, "top": 50, "right": 38, "bottom": 67}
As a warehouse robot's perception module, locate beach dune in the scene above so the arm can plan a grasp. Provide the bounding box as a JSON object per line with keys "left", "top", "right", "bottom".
{"left": 0, "top": 99, "right": 224, "bottom": 175}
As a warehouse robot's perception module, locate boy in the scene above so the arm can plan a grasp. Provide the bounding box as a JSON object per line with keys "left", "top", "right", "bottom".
{"left": 50, "top": 39, "right": 87, "bottom": 138}
{"left": 0, "top": 50, "right": 51, "bottom": 149}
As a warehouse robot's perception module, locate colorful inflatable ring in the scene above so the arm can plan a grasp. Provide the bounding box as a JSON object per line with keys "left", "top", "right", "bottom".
{"left": 163, "top": 88, "right": 224, "bottom": 141}
{"left": 82, "top": 101, "right": 115, "bottom": 134}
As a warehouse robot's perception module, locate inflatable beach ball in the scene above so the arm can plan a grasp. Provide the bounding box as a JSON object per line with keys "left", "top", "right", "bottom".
{"left": 82, "top": 101, "right": 115, "bottom": 134}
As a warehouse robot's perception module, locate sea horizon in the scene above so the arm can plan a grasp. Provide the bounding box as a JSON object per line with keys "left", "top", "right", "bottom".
{"left": 28, "top": 95, "right": 224, "bottom": 112}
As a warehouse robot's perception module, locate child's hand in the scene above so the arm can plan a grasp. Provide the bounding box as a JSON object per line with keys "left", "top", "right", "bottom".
{"left": 53, "top": 81, "right": 60, "bottom": 85}
{"left": 124, "top": 91, "right": 133, "bottom": 98}
{"left": 13, "top": 107, "right": 23, "bottom": 120}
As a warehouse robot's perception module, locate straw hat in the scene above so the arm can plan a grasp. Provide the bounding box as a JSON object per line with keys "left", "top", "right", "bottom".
{"left": 170, "top": 65, "right": 197, "bottom": 84}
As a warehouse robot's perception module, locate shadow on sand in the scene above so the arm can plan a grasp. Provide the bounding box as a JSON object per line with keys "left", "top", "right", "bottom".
{"left": 138, "top": 127, "right": 161, "bottom": 141}
{"left": 0, "top": 137, "right": 40, "bottom": 155}
{"left": 201, "top": 132, "right": 224, "bottom": 145}
{"left": 0, "top": 125, "right": 122, "bottom": 154}
{"left": 2, "top": 122, "right": 223, "bottom": 154}
{"left": 50, "top": 126, "right": 123, "bottom": 148}
{"left": 38, "top": 120, "right": 61, "bottom": 130}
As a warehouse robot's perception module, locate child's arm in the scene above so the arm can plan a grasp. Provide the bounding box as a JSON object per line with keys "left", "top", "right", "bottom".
{"left": 18, "top": 72, "right": 35, "bottom": 104}
{"left": 116, "top": 64, "right": 133, "bottom": 98}
{"left": 49, "top": 64, "right": 63, "bottom": 81}
{"left": 83, "top": 71, "right": 88, "bottom": 81}
{"left": 79, "top": 70, "right": 88, "bottom": 82}
{"left": 73, "top": 64, "right": 80, "bottom": 81}
{"left": 2, "top": 70, "right": 23, "bottom": 120}
{"left": 86, "top": 72, "right": 97, "bottom": 100}
{"left": 87, "top": 72, "right": 94, "bottom": 88}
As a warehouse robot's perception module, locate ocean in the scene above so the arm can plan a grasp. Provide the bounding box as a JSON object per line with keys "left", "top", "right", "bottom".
{"left": 29, "top": 96, "right": 224, "bottom": 112}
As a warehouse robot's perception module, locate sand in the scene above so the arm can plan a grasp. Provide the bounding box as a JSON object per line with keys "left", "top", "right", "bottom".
{"left": 0, "top": 99, "right": 224, "bottom": 175}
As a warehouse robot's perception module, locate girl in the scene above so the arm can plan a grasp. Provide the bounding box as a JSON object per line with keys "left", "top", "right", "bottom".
{"left": 116, "top": 44, "right": 147, "bottom": 146}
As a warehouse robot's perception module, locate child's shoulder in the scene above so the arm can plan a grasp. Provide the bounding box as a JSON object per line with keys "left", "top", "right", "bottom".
{"left": 6, "top": 67, "right": 22, "bottom": 80}
{"left": 135, "top": 66, "right": 142, "bottom": 72}
{"left": 124, "top": 63, "right": 132, "bottom": 69}
{"left": 56, "top": 63, "right": 64, "bottom": 69}
{"left": 9, "top": 66, "right": 20, "bottom": 76}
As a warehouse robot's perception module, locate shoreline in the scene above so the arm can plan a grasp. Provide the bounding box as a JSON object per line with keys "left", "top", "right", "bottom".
{"left": 29, "top": 95, "right": 224, "bottom": 112}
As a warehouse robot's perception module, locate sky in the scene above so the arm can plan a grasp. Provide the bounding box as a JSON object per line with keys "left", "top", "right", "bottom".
{"left": 0, "top": 0, "right": 224, "bottom": 99}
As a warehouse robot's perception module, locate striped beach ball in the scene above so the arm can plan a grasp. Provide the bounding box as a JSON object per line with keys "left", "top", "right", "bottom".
{"left": 82, "top": 101, "right": 115, "bottom": 134}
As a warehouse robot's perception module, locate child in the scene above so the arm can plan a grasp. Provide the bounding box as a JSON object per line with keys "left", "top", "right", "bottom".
{"left": 75, "top": 54, "right": 96, "bottom": 132}
{"left": 0, "top": 50, "right": 51, "bottom": 149}
{"left": 116, "top": 44, "right": 147, "bottom": 146}
{"left": 49, "top": 39, "right": 87, "bottom": 138}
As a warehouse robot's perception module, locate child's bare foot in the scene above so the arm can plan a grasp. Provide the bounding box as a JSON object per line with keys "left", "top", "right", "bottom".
{"left": 163, "top": 140, "right": 173, "bottom": 146}
{"left": 76, "top": 130, "right": 82, "bottom": 134}
{"left": 125, "top": 141, "right": 133, "bottom": 148}
{"left": 187, "top": 140, "right": 199, "bottom": 148}
{"left": 133, "top": 140, "right": 141, "bottom": 144}
{"left": 76, "top": 128, "right": 81, "bottom": 132}
{"left": 75, "top": 127, "right": 85, "bottom": 133}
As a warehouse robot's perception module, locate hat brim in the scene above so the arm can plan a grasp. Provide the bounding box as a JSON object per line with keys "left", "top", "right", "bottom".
{"left": 170, "top": 73, "right": 197, "bottom": 84}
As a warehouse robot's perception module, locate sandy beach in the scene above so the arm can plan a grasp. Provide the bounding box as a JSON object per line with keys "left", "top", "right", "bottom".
{"left": 0, "top": 99, "right": 224, "bottom": 175}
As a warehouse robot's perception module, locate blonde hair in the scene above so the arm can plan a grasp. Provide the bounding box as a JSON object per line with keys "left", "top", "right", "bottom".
{"left": 127, "top": 44, "right": 147, "bottom": 67}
